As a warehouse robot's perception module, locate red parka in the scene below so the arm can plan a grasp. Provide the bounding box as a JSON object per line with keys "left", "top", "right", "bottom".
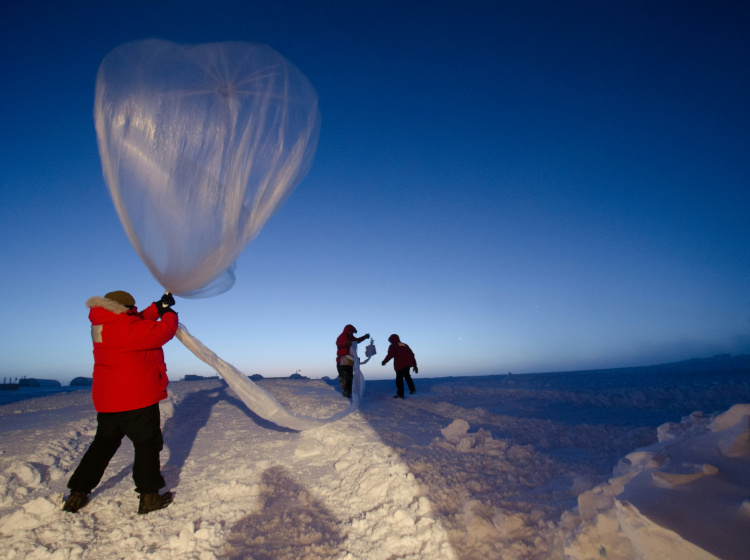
{"left": 86, "top": 296, "right": 178, "bottom": 413}
{"left": 336, "top": 324, "right": 368, "bottom": 362}
{"left": 382, "top": 334, "right": 417, "bottom": 371}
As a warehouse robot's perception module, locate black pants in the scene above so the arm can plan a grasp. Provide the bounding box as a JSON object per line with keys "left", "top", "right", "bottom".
{"left": 395, "top": 367, "right": 416, "bottom": 398}
{"left": 67, "top": 403, "right": 166, "bottom": 494}
{"left": 336, "top": 364, "right": 353, "bottom": 397}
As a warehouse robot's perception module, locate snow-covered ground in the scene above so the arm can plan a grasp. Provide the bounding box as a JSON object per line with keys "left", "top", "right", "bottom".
{"left": 1, "top": 365, "right": 749, "bottom": 559}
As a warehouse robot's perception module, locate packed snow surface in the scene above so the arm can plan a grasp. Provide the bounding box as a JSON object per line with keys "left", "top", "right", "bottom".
{"left": 1, "top": 366, "right": 749, "bottom": 559}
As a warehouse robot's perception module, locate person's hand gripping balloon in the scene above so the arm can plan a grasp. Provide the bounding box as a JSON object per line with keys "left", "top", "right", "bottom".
{"left": 154, "top": 292, "right": 176, "bottom": 316}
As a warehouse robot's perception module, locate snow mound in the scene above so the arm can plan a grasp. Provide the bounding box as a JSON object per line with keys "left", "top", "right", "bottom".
{"left": 566, "top": 403, "right": 750, "bottom": 560}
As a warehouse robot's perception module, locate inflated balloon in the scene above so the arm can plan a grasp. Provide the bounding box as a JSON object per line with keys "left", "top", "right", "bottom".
{"left": 95, "top": 40, "right": 321, "bottom": 297}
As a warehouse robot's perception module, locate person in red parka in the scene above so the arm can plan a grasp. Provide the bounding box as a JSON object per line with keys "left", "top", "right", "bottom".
{"left": 335, "top": 324, "right": 369, "bottom": 398}
{"left": 382, "top": 334, "right": 418, "bottom": 399}
{"left": 63, "top": 290, "right": 178, "bottom": 515}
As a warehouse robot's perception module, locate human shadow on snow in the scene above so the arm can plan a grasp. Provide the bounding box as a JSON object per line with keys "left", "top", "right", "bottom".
{"left": 222, "top": 465, "right": 345, "bottom": 560}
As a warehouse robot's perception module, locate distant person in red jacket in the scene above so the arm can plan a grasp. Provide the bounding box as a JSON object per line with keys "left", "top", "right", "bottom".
{"left": 382, "top": 334, "right": 418, "bottom": 399}
{"left": 63, "top": 290, "right": 178, "bottom": 515}
{"left": 336, "top": 324, "right": 369, "bottom": 398}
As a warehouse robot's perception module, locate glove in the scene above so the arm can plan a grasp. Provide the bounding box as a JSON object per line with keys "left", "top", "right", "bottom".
{"left": 155, "top": 292, "right": 176, "bottom": 316}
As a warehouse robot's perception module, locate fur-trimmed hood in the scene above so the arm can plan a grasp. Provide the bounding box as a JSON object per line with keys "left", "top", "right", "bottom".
{"left": 86, "top": 296, "right": 132, "bottom": 315}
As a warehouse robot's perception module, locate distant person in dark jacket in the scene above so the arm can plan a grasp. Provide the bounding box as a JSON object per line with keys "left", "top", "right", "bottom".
{"left": 382, "top": 334, "right": 418, "bottom": 399}
{"left": 63, "top": 290, "right": 178, "bottom": 515}
{"left": 336, "top": 324, "right": 369, "bottom": 398}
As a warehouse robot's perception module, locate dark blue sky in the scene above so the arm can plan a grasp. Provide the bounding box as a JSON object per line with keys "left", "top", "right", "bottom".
{"left": 2, "top": 1, "right": 749, "bottom": 382}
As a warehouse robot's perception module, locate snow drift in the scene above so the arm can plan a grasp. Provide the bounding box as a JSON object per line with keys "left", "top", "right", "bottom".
{"left": 1, "top": 366, "right": 749, "bottom": 559}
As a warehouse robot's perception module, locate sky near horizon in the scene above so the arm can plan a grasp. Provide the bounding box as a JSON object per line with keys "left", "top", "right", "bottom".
{"left": 1, "top": 1, "right": 749, "bottom": 384}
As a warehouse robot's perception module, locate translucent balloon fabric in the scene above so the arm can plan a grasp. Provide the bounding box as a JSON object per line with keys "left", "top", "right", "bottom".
{"left": 95, "top": 40, "right": 321, "bottom": 297}
{"left": 176, "top": 324, "right": 365, "bottom": 431}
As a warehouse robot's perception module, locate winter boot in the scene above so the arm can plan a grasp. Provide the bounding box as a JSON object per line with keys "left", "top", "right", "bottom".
{"left": 138, "top": 491, "right": 173, "bottom": 514}
{"left": 62, "top": 491, "right": 89, "bottom": 513}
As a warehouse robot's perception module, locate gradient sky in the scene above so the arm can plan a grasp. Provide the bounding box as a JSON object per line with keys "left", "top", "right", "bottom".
{"left": 2, "top": 1, "right": 749, "bottom": 384}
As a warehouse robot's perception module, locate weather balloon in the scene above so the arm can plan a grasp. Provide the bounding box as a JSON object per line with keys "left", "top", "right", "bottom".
{"left": 94, "top": 39, "right": 321, "bottom": 297}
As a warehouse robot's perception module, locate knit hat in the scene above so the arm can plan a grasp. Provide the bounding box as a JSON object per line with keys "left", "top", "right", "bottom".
{"left": 105, "top": 290, "right": 135, "bottom": 308}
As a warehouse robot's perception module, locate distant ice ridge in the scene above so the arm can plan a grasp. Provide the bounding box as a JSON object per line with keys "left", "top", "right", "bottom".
{"left": 565, "top": 403, "right": 750, "bottom": 560}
